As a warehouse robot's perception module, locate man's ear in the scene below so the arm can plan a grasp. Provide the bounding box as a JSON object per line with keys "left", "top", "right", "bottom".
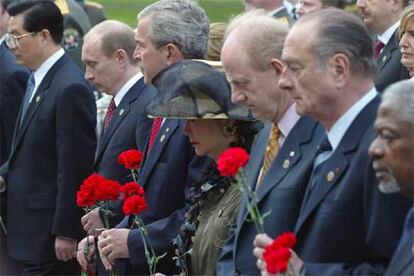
{"left": 165, "top": 43, "right": 184, "bottom": 65}
{"left": 329, "top": 53, "right": 350, "bottom": 89}
{"left": 114, "top": 49, "right": 128, "bottom": 66}
{"left": 269, "top": 58, "right": 285, "bottom": 77}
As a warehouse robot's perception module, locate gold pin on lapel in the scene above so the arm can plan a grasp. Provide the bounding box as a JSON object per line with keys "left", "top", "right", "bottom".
{"left": 282, "top": 159, "right": 290, "bottom": 169}
{"left": 289, "top": 151, "right": 295, "bottom": 157}
{"left": 160, "top": 134, "right": 166, "bottom": 143}
{"left": 36, "top": 96, "right": 41, "bottom": 102}
{"left": 326, "top": 171, "right": 335, "bottom": 182}
{"left": 119, "top": 109, "right": 124, "bottom": 116}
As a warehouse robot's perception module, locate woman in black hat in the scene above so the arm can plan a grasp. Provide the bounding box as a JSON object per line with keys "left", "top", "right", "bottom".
{"left": 147, "top": 59, "right": 262, "bottom": 275}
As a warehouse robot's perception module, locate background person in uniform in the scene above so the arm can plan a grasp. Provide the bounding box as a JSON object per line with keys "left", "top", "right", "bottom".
{"left": 0, "top": 0, "right": 29, "bottom": 274}
{"left": 369, "top": 80, "right": 414, "bottom": 276}
{"left": 244, "top": 0, "right": 294, "bottom": 25}
{"left": 357, "top": 0, "right": 410, "bottom": 92}
{"left": 85, "top": 0, "right": 210, "bottom": 274}
{"left": 218, "top": 11, "right": 323, "bottom": 275}
{"left": 254, "top": 9, "right": 411, "bottom": 275}
{"left": 0, "top": 0, "right": 96, "bottom": 274}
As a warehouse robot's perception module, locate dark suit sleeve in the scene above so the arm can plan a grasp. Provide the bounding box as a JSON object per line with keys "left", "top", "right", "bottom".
{"left": 53, "top": 83, "right": 96, "bottom": 239}
{"left": 1, "top": 69, "right": 28, "bottom": 165}
{"left": 126, "top": 154, "right": 208, "bottom": 270}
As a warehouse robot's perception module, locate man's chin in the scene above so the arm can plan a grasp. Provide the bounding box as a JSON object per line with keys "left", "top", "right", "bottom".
{"left": 378, "top": 180, "right": 401, "bottom": 194}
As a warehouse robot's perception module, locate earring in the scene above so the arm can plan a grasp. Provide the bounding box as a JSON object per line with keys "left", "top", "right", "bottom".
{"left": 223, "top": 125, "right": 237, "bottom": 136}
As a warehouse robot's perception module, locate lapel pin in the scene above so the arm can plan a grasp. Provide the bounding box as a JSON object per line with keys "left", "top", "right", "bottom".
{"left": 282, "top": 159, "right": 290, "bottom": 169}
{"left": 218, "top": 209, "right": 223, "bottom": 217}
{"left": 165, "top": 127, "right": 170, "bottom": 132}
{"left": 326, "top": 171, "right": 335, "bottom": 182}
{"left": 382, "top": 55, "right": 387, "bottom": 62}
{"left": 160, "top": 134, "right": 166, "bottom": 143}
{"left": 289, "top": 151, "right": 295, "bottom": 157}
{"left": 119, "top": 109, "right": 124, "bottom": 116}
{"left": 36, "top": 96, "right": 41, "bottom": 102}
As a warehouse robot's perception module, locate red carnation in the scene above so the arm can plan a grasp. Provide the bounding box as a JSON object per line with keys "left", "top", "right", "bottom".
{"left": 217, "top": 147, "right": 249, "bottom": 177}
{"left": 121, "top": 182, "right": 145, "bottom": 199}
{"left": 273, "top": 232, "right": 297, "bottom": 249}
{"left": 76, "top": 173, "right": 106, "bottom": 207}
{"left": 118, "top": 149, "right": 143, "bottom": 170}
{"left": 122, "top": 195, "right": 148, "bottom": 216}
{"left": 95, "top": 179, "right": 122, "bottom": 201}
{"left": 263, "top": 232, "right": 297, "bottom": 274}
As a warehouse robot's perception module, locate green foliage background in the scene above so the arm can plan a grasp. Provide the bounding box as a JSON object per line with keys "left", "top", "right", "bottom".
{"left": 93, "top": 0, "right": 244, "bottom": 27}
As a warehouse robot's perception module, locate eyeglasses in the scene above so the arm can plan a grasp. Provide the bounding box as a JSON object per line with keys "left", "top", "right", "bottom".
{"left": 5, "top": 32, "right": 36, "bottom": 48}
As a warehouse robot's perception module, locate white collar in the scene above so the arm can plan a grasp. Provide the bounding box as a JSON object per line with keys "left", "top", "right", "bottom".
{"left": 378, "top": 21, "right": 400, "bottom": 45}
{"left": 113, "top": 72, "right": 143, "bottom": 106}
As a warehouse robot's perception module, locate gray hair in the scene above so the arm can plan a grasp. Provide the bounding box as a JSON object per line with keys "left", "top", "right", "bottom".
{"left": 85, "top": 20, "right": 138, "bottom": 65}
{"left": 138, "top": 0, "right": 210, "bottom": 59}
{"left": 382, "top": 80, "right": 414, "bottom": 125}
{"left": 296, "top": 8, "right": 376, "bottom": 78}
{"left": 226, "top": 10, "right": 288, "bottom": 71}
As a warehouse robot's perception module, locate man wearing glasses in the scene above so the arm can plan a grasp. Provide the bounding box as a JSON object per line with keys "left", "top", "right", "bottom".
{"left": 0, "top": 0, "right": 96, "bottom": 274}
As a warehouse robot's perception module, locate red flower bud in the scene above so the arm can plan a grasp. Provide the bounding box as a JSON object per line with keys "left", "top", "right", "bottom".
{"left": 122, "top": 195, "right": 148, "bottom": 215}
{"left": 118, "top": 149, "right": 143, "bottom": 170}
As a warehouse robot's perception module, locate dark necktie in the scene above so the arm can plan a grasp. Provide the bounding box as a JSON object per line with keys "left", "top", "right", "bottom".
{"left": 147, "top": 118, "right": 162, "bottom": 154}
{"left": 302, "top": 135, "right": 332, "bottom": 206}
{"left": 374, "top": 40, "right": 385, "bottom": 59}
{"left": 103, "top": 97, "right": 116, "bottom": 130}
{"left": 19, "top": 73, "right": 35, "bottom": 127}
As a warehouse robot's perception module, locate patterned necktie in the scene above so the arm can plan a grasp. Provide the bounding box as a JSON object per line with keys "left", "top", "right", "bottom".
{"left": 374, "top": 40, "right": 385, "bottom": 59}
{"left": 103, "top": 97, "right": 116, "bottom": 130}
{"left": 19, "top": 73, "right": 35, "bottom": 127}
{"left": 258, "top": 125, "right": 281, "bottom": 186}
{"left": 147, "top": 118, "right": 163, "bottom": 154}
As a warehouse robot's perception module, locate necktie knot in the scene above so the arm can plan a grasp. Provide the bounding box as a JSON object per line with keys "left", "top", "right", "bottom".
{"left": 316, "top": 135, "right": 332, "bottom": 155}
{"left": 374, "top": 40, "right": 385, "bottom": 59}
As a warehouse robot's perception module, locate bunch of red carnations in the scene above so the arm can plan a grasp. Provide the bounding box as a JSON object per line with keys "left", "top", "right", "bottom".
{"left": 263, "top": 232, "right": 297, "bottom": 274}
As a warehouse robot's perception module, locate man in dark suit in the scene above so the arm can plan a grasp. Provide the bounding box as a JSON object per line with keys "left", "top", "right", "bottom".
{"left": 369, "top": 80, "right": 414, "bottom": 276}
{"left": 357, "top": 0, "right": 410, "bottom": 92}
{"left": 0, "top": 1, "right": 29, "bottom": 274}
{"left": 218, "top": 12, "right": 323, "bottom": 275}
{"left": 94, "top": 0, "right": 211, "bottom": 274}
{"left": 79, "top": 20, "right": 154, "bottom": 231}
{"left": 0, "top": 1, "right": 96, "bottom": 274}
{"left": 254, "top": 9, "right": 411, "bottom": 275}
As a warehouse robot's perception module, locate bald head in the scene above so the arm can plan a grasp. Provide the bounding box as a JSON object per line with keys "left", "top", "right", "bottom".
{"left": 85, "top": 20, "right": 137, "bottom": 64}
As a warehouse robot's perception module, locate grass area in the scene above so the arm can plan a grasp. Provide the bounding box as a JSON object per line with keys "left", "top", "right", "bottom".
{"left": 94, "top": 0, "right": 244, "bottom": 27}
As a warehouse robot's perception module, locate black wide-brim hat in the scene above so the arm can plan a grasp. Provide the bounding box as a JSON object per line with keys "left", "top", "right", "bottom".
{"left": 146, "top": 60, "right": 255, "bottom": 120}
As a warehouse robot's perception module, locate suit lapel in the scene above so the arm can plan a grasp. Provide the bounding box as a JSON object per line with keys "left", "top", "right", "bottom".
{"left": 95, "top": 79, "right": 145, "bottom": 163}
{"left": 295, "top": 96, "right": 380, "bottom": 233}
{"left": 12, "top": 54, "right": 67, "bottom": 155}
{"left": 377, "top": 30, "right": 399, "bottom": 71}
{"left": 256, "top": 118, "right": 316, "bottom": 202}
{"left": 139, "top": 119, "right": 179, "bottom": 187}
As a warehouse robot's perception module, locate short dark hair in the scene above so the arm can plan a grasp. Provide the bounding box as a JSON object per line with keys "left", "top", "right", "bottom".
{"left": 8, "top": 0, "right": 63, "bottom": 44}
